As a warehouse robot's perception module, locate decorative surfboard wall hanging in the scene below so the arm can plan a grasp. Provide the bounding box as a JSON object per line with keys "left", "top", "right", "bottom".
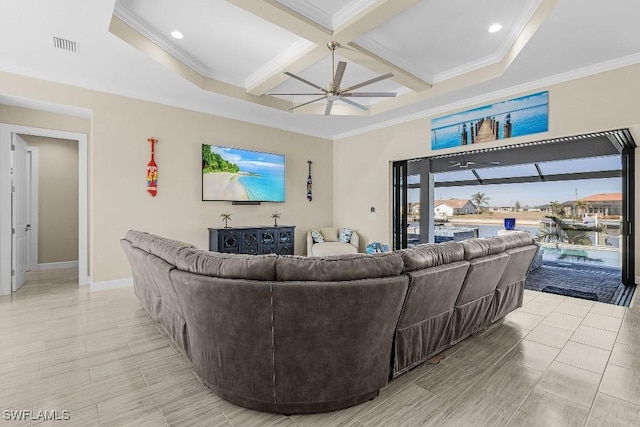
{"left": 147, "top": 137, "right": 158, "bottom": 197}
{"left": 307, "top": 160, "right": 312, "bottom": 201}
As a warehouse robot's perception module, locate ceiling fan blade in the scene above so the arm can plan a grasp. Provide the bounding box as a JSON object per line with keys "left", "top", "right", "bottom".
{"left": 344, "top": 72, "right": 394, "bottom": 92}
{"left": 333, "top": 61, "right": 347, "bottom": 90}
{"left": 266, "top": 93, "right": 327, "bottom": 96}
{"left": 341, "top": 92, "right": 397, "bottom": 98}
{"left": 289, "top": 96, "right": 327, "bottom": 111}
{"left": 339, "top": 97, "right": 369, "bottom": 111}
{"left": 284, "top": 72, "right": 327, "bottom": 93}
{"left": 325, "top": 99, "right": 334, "bottom": 116}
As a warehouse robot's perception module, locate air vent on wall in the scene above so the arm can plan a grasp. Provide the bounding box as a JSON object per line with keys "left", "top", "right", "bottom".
{"left": 52, "top": 36, "right": 78, "bottom": 54}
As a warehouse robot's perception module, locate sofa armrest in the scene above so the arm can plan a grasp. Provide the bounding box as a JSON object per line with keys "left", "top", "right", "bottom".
{"left": 350, "top": 231, "right": 360, "bottom": 252}
{"left": 306, "top": 231, "right": 314, "bottom": 256}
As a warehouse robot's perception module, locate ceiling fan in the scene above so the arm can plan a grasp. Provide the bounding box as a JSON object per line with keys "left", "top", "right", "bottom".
{"left": 267, "top": 41, "right": 397, "bottom": 115}
{"left": 449, "top": 158, "right": 500, "bottom": 168}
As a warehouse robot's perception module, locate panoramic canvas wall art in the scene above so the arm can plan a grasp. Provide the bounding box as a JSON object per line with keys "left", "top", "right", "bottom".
{"left": 202, "top": 145, "right": 285, "bottom": 202}
{"left": 431, "top": 91, "right": 549, "bottom": 151}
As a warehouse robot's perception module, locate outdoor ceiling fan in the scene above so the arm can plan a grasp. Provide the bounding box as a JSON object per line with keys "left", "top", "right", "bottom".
{"left": 267, "top": 41, "right": 397, "bottom": 115}
{"left": 449, "top": 158, "right": 500, "bottom": 168}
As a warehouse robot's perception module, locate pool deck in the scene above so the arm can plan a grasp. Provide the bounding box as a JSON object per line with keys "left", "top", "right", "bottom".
{"left": 526, "top": 261, "right": 624, "bottom": 305}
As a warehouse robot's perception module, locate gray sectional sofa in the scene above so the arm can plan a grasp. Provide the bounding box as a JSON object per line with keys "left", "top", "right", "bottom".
{"left": 121, "top": 230, "right": 537, "bottom": 414}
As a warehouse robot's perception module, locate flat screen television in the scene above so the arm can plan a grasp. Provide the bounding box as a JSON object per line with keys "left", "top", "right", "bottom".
{"left": 202, "top": 144, "right": 285, "bottom": 202}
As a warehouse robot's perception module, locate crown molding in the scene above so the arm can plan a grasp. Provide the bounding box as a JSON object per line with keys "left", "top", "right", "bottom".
{"left": 496, "top": 0, "right": 543, "bottom": 61}
{"left": 355, "top": 35, "right": 433, "bottom": 83}
{"left": 274, "top": 0, "right": 333, "bottom": 29}
{"left": 355, "top": 0, "right": 543, "bottom": 86}
{"left": 332, "top": 53, "right": 640, "bottom": 140}
{"left": 113, "top": 4, "right": 245, "bottom": 87}
{"left": 113, "top": 5, "right": 209, "bottom": 75}
{"left": 0, "top": 94, "right": 92, "bottom": 118}
{"left": 333, "top": 0, "right": 379, "bottom": 29}
{"left": 275, "top": 0, "right": 378, "bottom": 31}
{"left": 244, "top": 39, "right": 316, "bottom": 89}
{"left": 431, "top": 54, "right": 502, "bottom": 84}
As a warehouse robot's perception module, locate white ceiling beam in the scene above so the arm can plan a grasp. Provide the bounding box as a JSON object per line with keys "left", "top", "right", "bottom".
{"left": 371, "top": 0, "right": 559, "bottom": 115}
{"left": 230, "top": 0, "right": 429, "bottom": 95}
{"left": 109, "top": 15, "right": 293, "bottom": 112}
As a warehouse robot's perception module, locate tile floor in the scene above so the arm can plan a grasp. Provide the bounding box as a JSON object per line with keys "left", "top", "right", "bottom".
{"left": 1, "top": 268, "right": 640, "bottom": 426}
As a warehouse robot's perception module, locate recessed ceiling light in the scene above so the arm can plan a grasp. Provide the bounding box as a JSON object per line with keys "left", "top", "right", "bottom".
{"left": 488, "top": 24, "right": 502, "bottom": 33}
{"left": 171, "top": 31, "right": 184, "bottom": 40}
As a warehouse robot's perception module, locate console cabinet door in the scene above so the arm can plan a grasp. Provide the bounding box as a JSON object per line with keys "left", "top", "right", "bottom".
{"left": 259, "top": 229, "right": 277, "bottom": 254}
{"left": 240, "top": 230, "right": 259, "bottom": 255}
{"left": 219, "top": 231, "right": 240, "bottom": 253}
{"left": 277, "top": 228, "right": 294, "bottom": 255}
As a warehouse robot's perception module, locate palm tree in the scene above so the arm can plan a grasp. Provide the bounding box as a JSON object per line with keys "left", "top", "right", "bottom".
{"left": 548, "top": 201, "right": 565, "bottom": 217}
{"left": 220, "top": 212, "right": 232, "bottom": 228}
{"left": 576, "top": 200, "right": 590, "bottom": 218}
{"left": 471, "top": 192, "right": 490, "bottom": 213}
{"left": 271, "top": 212, "right": 281, "bottom": 227}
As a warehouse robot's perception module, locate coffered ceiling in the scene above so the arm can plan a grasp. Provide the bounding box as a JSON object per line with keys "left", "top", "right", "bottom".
{"left": 1, "top": 0, "right": 640, "bottom": 139}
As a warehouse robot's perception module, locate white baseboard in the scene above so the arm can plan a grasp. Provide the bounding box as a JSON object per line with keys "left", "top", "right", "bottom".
{"left": 88, "top": 277, "right": 133, "bottom": 292}
{"left": 37, "top": 261, "right": 79, "bottom": 270}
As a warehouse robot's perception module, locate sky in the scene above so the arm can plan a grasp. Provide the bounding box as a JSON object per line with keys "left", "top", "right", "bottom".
{"left": 211, "top": 145, "right": 285, "bottom": 174}
{"left": 409, "top": 177, "right": 621, "bottom": 207}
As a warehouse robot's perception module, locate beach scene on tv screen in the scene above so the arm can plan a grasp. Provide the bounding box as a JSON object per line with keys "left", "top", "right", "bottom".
{"left": 202, "top": 145, "right": 285, "bottom": 201}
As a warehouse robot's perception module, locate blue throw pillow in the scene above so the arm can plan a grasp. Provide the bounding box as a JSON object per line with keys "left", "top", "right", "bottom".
{"left": 339, "top": 228, "right": 353, "bottom": 243}
{"left": 311, "top": 229, "right": 324, "bottom": 243}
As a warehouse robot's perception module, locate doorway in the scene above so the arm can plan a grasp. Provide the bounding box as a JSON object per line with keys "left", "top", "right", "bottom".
{"left": 0, "top": 124, "right": 88, "bottom": 295}
{"left": 392, "top": 129, "right": 636, "bottom": 305}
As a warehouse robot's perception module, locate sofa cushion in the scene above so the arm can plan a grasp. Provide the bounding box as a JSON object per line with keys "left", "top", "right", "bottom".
{"left": 496, "top": 231, "right": 535, "bottom": 249}
{"left": 125, "top": 230, "right": 195, "bottom": 262}
{"left": 311, "top": 242, "right": 358, "bottom": 257}
{"left": 276, "top": 252, "right": 403, "bottom": 281}
{"left": 398, "top": 242, "right": 464, "bottom": 272}
{"left": 147, "top": 236, "right": 195, "bottom": 266}
{"left": 125, "top": 230, "right": 157, "bottom": 252}
{"left": 175, "top": 248, "right": 277, "bottom": 281}
{"left": 459, "top": 237, "right": 506, "bottom": 260}
{"left": 338, "top": 228, "right": 353, "bottom": 243}
{"left": 310, "top": 229, "right": 324, "bottom": 244}
{"left": 319, "top": 227, "right": 338, "bottom": 242}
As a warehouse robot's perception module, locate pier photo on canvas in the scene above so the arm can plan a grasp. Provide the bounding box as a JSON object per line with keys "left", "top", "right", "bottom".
{"left": 431, "top": 91, "right": 549, "bottom": 151}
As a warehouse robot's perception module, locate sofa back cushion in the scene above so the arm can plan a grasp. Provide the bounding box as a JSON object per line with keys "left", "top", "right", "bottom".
{"left": 125, "top": 230, "right": 157, "bottom": 252}
{"left": 176, "top": 248, "right": 277, "bottom": 281}
{"left": 459, "top": 237, "right": 506, "bottom": 260}
{"left": 398, "top": 242, "right": 464, "bottom": 272}
{"left": 319, "top": 227, "right": 339, "bottom": 242}
{"left": 276, "top": 252, "right": 403, "bottom": 281}
{"left": 495, "top": 231, "right": 535, "bottom": 249}
{"left": 125, "top": 230, "right": 195, "bottom": 266}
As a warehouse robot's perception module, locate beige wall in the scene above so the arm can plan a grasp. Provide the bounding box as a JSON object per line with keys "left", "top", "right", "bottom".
{"left": 21, "top": 135, "right": 79, "bottom": 263}
{"left": 3, "top": 63, "right": 640, "bottom": 281}
{"left": 333, "top": 64, "right": 640, "bottom": 275}
{"left": 0, "top": 73, "right": 333, "bottom": 282}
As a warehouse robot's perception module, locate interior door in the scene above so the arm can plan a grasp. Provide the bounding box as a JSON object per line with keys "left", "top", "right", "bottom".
{"left": 11, "top": 134, "right": 28, "bottom": 292}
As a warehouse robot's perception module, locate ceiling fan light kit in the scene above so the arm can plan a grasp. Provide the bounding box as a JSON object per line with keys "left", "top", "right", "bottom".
{"left": 267, "top": 41, "right": 397, "bottom": 115}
